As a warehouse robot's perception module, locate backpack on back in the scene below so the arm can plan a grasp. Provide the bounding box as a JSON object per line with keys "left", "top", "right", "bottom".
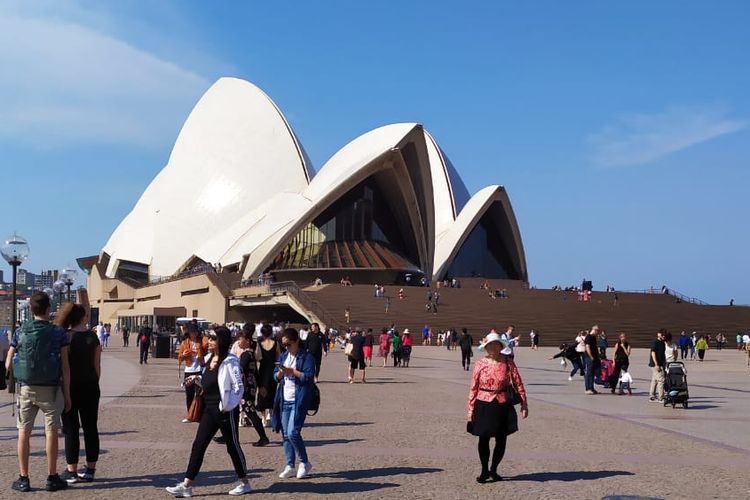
{"left": 13, "top": 321, "right": 62, "bottom": 386}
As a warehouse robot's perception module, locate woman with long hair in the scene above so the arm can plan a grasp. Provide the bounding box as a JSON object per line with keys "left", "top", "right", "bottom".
{"left": 467, "top": 333, "right": 529, "bottom": 483}
{"left": 55, "top": 303, "right": 101, "bottom": 484}
{"left": 256, "top": 323, "right": 280, "bottom": 427}
{"left": 166, "top": 326, "right": 251, "bottom": 497}
{"left": 609, "top": 332, "right": 631, "bottom": 394}
{"left": 272, "top": 328, "right": 316, "bottom": 479}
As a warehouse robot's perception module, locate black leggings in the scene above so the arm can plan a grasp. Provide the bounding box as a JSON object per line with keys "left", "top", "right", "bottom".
{"left": 461, "top": 348, "right": 472, "bottom": 368}
{"left": 186, "top": 405, "right": 246, "bottom": 481}
{"left": 63, "top": 390, "right": 100, "bottom": 465}
{"left": 478, "top": 435, "right": 507, "bottom": 473}
{"left": 314, "top": 354, "right": 322, "bottom": 378}
{"left": 240, "top": 399, "right": 268, "bottom": 441}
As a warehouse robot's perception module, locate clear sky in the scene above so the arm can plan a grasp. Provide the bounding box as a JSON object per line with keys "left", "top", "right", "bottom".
{"left": 1, "top": 1, "right": 748, "bottom": 304}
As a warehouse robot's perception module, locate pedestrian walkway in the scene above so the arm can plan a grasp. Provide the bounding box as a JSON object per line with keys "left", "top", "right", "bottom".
{"left": 0, "top": 345, "right": 747, "bottom": 498}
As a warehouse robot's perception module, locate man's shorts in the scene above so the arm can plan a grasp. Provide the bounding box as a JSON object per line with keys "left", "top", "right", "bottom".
{"left": 17, "top": 385, "right": 63, "bottom": 432}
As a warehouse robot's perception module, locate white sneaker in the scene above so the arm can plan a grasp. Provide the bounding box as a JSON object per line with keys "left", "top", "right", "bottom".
{"left": 262, "top": 417, "right": 270, "bottom": 428}
{"left": 228, "top": 482, "right": 252, "bottom": 496}
{"left": 568, "top": 376, "right": 573, "bottom": 381}
{"left": 297, "top": 462, "right": 312, "bottom": 479}
{"left": 278, "top": 465, "right": 295, "bottom": 479}
{"left": 181, "top": 418, "right": 190, "bottom": 423}
{"left": 166, "top": 481, "right": 193, "bottom": 497}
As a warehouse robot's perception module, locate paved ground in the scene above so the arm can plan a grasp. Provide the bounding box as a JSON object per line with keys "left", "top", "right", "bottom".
{"left": 1, "top": 343, "right": 748, "bottom": 499}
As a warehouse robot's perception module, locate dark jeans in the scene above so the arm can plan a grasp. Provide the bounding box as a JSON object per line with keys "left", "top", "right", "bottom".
{"left": 63, "top": 388, "right": 100, "bottom": 465}
{"left": 584, "top": 357, "right": 597, "bottom": 391}
{"left": 569, "top": 358, "right": 584, "bottom": 377}
{"left": 139, "top": 344, "right": 149, "bottom": 364}
{"left": 393, "top": 349, "right": 402, "bottom": 367}
{"left": 680, "top": 345, "right": 688, "bottom": 360}
{"left": 186, "top": 405, "right": 246, "bottom": 481}
{"left": 461, "top": 348, "right": 472, "bottom": 368}
{"left": 123, "top": 335, "right": 129, "bottom": 347}
{"left": 313, "top": 353, "right": 322, "bottom": 378}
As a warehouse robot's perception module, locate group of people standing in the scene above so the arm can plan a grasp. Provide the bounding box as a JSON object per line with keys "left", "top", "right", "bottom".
{"left": 5, "top": 293, "right": 101, "bottom": 492}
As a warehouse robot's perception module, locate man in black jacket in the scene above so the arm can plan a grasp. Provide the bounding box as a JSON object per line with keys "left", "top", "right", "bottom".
{"left": 138, "top": 323, "right": 153, "bottom": 365}
{"left": 303, "top": 323, "right": 328, "bottom": 383}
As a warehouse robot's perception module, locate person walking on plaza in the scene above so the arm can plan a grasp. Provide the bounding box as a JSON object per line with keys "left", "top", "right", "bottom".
{"left": 55, "top": 303, "right": 101, "bottom": 484}
{"left": 608, "top": 332, "right": 631, "bottom": 394}
{"left": 500, "top": 325, "right": 517, "bottom": 359}
{"left": 273, "top": 328, "right": 316, "bottom": 479}
{"left": 401, "top": 329, "right": 414, "bottom": 368}
{"left": 166, "top": 326, "right": 252, "bottom": 497}
{"left": 391, "top": 331, "right": 403, "bottom": 367}
{"left": 459, "top": 328, "right": 474, "bottom": 370}
{"left": 648, "top": 329, "right": 667, "bottom": 402}
{"left": 178, "top": 323, "right": 207, "bottom": 423}
{"left": 301, "top": 322, "right": 327, "bottom": 383}
{"left": 695, "top": 335, "right": 709, "bottom": 362}
{"left": 256, "top": 324, "right": 280, "bottom": 427}
{"left": 235, "top": 327, "right": 269, "bottom": 447}
{"left": 529, "top": 330, "right": 539, "bottom": 351}
{"left": 347, "top": 328, "right": 367, "bottom": 383}
{"left": 598, "top": 330, "right": 608, "bottom": 359}
{"left": 363, "top": 328, "right": 374, "bottom": 367}
{"left": 122, "top": 324, "right": 130, "bottom": 347}
{"left": 467, "top": 333, "right": 528, "bottom": 483}
{"left": 378, "top": 328, "right": 390, "bottom": 367}
{"left": 583, "top": 325, "right": 600, "bottom": 395}
{"left": 5, "top": 292, "right": 71, "bottom": 492}
{"left": 678, "top": 331, "right": 690, "bottom": 360}
{"left": 138, "top": 322, "right": 153, "bottom": 364}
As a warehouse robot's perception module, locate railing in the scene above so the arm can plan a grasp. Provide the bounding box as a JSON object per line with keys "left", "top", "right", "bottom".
{"left": 269, "top": 281, "right": 339, "bottom": 329}
{"left": 615, "top": 287, "right": 708, "bottom": 306}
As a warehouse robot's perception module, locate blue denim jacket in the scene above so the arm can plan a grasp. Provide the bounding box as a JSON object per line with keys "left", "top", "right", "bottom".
{"left": 271, "top": 348, "right": 315, "bottom": 433}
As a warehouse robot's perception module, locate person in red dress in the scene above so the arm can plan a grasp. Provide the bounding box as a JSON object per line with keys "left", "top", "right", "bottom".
{"left": 467, "top": 333, "right": 529, "bottom": 483}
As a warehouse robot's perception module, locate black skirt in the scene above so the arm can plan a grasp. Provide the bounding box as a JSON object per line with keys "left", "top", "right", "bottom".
{"left": 471, "top": 399, "right": 510, "bottom": 438}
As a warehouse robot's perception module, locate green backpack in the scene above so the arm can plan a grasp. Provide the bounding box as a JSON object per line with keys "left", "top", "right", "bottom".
{"left": 13, "top": 320, "right": 63, "bottom": 386}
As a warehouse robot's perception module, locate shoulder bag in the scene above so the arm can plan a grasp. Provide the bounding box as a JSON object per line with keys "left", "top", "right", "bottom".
{"left": 187, "top": 387, "right": 203, "bottom": 422}
{"left": 505, "top": 359, "right": 522, "bottom": 406}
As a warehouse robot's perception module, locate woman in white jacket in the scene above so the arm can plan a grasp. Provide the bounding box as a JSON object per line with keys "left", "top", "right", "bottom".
{"left": 166, "top": 326, "right": 251, "bottom": 497}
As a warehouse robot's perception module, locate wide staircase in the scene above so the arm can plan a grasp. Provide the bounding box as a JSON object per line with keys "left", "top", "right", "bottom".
{"left": 304, "top": 283, "right": 750, "bottom": 348}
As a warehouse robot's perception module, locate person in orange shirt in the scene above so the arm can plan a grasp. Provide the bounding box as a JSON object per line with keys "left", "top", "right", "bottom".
{"left": 177, "top": 323, "right": 207, "bottom": 422}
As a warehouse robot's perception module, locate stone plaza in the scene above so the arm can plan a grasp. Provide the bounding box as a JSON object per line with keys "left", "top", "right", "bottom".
{"left": 1, "top": 344, "right": 747, "bottom": 499}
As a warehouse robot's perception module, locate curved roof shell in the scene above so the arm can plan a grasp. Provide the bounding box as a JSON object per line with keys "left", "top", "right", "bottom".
{"left": 102, "top": 77, "right": 311, "bottom": 277}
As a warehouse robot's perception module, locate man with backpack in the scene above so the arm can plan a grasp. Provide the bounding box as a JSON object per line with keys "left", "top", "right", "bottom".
{"left": 4, "top": 292, "right": 71, "bottom": 492}
{"left": 138, "top": 322, "right": 153, "bottom": 364}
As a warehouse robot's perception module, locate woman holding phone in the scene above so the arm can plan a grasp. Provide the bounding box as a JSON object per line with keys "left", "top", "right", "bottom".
{"left": 272, "top": 328, "right": 316, "bottom": 479}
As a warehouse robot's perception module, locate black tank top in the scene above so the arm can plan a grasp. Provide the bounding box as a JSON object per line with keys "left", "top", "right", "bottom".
{"left": 202, "top": 366, "right": 221, "bottom": 407}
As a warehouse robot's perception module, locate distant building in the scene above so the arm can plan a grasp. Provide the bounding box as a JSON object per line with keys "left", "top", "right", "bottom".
{"left": 16, "top": 268, "right": 36, "bottom": 287}
{"left": 34, "top": 270, "right": 59, "bottom": 289}
{"left": 0, "top": 299, "right": 13, "bottom": 329}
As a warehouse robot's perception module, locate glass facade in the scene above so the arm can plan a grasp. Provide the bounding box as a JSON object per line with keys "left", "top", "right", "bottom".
{"left": 270, "top": 179, "right": 419, "bottom": 271}
{"left": 445, "top": 214, "right": 516, "bottom": 280}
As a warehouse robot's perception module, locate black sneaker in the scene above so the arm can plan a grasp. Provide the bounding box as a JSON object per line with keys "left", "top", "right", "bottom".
{"left": 251, "top": 437, "right": 270, "bottom": 447}
{"left": 213, "top": 435, "right": 226, "bottom": 444}
{"left": 77, "top": 467, "right": 96, "bottom": 482}
{"left": 12, "top": 475, "right": 30, "bottom": 492}
{"left": 59, "top": 470, "right": 80, "bottom": 484}
{"left": 46, "top": 474, "right": 68, "bottom": 491}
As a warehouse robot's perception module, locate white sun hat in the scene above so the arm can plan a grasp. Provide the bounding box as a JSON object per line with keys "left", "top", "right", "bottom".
{"left": 478, "top": 332, "right": 509, "bottom": 351}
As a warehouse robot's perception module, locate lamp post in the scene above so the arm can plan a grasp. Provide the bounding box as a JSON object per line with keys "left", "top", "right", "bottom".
{"left": 53, "top": 280, "right": 66, "bottom": 311}
{"left": 1, "top": 234, "right": 30, "bottom": 332}
{"left": 60, "top": 267, "right": 78, "bottom": 303}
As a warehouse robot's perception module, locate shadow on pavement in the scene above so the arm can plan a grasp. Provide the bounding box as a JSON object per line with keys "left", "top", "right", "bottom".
{"left": 602, "top": 496, "right": 664, "bottom": 500}
{"left": 513, "top": 470, "right": 635, "bottom": 482}
{"left": 257, "top": 480, "right": 399, "bottom": 494}
{"left": 305, "top": 438, "right": 366, "bottom": 447}
{"left": 76, "top": 469, "right": 274, "bottom": 490}
{"left": 319, "top": 466, "right": 443, "bottom": 480}
{"left": 306, "top": 421, "right": 374, "bottom": 428}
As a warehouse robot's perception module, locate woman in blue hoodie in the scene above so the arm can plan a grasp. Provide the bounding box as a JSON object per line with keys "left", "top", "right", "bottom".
{"left": 272, "top": 328, "right": 316, "bottom": 480}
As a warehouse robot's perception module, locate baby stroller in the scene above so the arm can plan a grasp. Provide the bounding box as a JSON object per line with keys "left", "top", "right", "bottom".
{"left": 663, "top": 361, "right": 689, "bottom": 408}
{"left": 595, "top": 359, "right": 615, "bottom": 388}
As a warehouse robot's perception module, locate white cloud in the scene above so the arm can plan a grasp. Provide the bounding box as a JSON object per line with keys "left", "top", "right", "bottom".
{"left": 0, "top": 4, "right": 212, "bottom": 147}
{"left": 588, "top": 105, "right": 746, "bottom": 168}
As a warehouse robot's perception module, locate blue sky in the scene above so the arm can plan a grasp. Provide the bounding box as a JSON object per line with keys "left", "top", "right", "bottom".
{"left": 1, "top": 1, "right": 748, "bottom": 304}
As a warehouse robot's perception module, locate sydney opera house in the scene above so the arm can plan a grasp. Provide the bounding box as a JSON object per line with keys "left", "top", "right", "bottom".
{"left": 81, "top": 77, "right": 527, "bottom": 328}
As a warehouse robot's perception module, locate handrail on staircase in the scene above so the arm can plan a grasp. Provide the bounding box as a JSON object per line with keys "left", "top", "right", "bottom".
{"left": 269, "top": 281, "right": 338, "bottom": 329}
